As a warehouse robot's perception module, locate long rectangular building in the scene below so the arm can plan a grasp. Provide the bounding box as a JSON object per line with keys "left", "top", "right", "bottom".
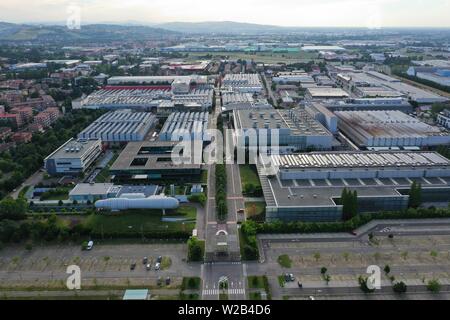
{"left": 233, "top": 108, "right": 334, "bottom": 152}
{"left": 44, "top": 138, "right": 103, "bottom": 176}
{"left": 222, "top": 74, "right": 263, "bottom": 94}
{"left": 257, "top": 151, "right": 450, "bottom": 222}
{"left": 110, "top": 141, "right": 202, "bottom": 181}
{"left": 159, "top": 112, "right": 210, "bottom": 142}
{"left": 78, "top": 110, "right": 157, "bottom": 143}
{"left": 336, "top": 110, "right": 450, "bottom": 148}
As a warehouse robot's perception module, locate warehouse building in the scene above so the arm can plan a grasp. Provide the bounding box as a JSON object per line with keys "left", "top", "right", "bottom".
{"left": 306, "top": 103, "right": 338, "bottom": 134}
{"left": 305, "top": 87, "right": 349, "bottom": 100}
{"left": 78, "top": 110, "right": 157, "bottom": 144}
{"left": 69, "top": 183, "right": 158, "bottom": 203}
{"left": 222, "top": 74, "right": 264, "bottom": 93}
{"left": 233, "top": 108, "right": 334, "bottom": 153}
{"left": 257, "top": 151, "right": 450, "bottom": 222}
{"left": 44, "top": 138, "right": 103, "bottom": 176}
{"left": 335, "top": 70, "right": 448, "bottom": 104}
{"left": 324, "top": 98, "right": 413, "bottom": 113}
{"left": 110, "top": 141, "right": 202, "bottom": 181}
{"left": 221, "top": 92, "right": 273, "bottom": 112}
{"left": 336, "top": 110, "right": 450, "bottom": 149}
{"left": 107, "top": 75, "right": 208, "bottom": 86}
{"left": 159, "top": 111, "right": 210, "bottom": 142}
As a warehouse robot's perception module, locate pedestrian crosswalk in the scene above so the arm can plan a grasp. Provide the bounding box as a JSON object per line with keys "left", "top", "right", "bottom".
{"left": 203, "top": 289, "right": 220, "bottom": 296}
{"left": 228, "top": 288, "right": 245, "bottom": 295}
{"left": 202, "top": 288, "right": 246, "bottom": 296}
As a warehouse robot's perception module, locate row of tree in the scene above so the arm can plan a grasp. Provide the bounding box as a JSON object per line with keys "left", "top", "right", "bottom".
{"left": 216, "top": 164, "right": 228, "bottom": 222}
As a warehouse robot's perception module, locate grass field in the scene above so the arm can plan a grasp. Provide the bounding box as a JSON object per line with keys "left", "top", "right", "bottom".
{"left": 240, "top": 165, "right": 261, "bottom": 188}
{"left": 278, "top": 255, "right": 293, "bottom": 268}
{"left": 245, "top": 202, "right": 266, "bottom": 221}
{"left": 188, "top": 51, "right": 320, "bottom": 64}
{"left": 82, "top": 206, "right": 197, "bottom": 234}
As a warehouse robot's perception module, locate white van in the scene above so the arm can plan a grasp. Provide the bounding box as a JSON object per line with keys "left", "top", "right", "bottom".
{"left": 86, "top": 241, "right": 94, "bottom": 250}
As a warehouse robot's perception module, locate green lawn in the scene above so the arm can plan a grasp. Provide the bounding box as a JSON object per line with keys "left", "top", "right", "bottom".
{"left": 245, "top": 202, "right": 266, "bottom": 221}
{"left": 240, "top": 165, "right": 261, "bottom": 188}
{"left": 40, "top": 187, "right": 71, "bottom": 201}
{"left": 277, "top": 255, "right": 293, "bottom": 268}
{"left": 248, "top": 276, "right": 268, "bottom": 289}
{"left": 82, "top": 207, "right": 196, "bottom": 234}
{"left": 181, "top": 277, "right": 202, "bottom": 291}
{"left": 249, "top": 292, "right": 262, "bottom": 300}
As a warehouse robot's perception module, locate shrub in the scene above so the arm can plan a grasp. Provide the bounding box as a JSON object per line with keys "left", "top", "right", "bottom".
{"left": 393, "top": 281, "right": 407, "bottom": 294}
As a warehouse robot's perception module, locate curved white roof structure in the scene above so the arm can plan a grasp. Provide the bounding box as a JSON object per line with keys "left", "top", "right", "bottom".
{"left": 95, "top": 195, "right": 179, "bottom": 211}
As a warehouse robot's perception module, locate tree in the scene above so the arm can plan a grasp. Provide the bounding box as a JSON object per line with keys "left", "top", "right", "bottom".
{"left": 358, "top": 276, "right": 375, "bottom": 293}
{"left": 427, "top": 279, "right": 441, "bottom": 293}
{"left": 393, "top": 281, "right": 407, "bottom": 294}
{"left": 408, "top": 181, "right": 422, "bottom": 209}
{"left": 384, "top": 265, "right": 391, "bottom": 275}
{"left": 320, "top": 267, "right": 328, "bottom": 275}
{"left": 0, "top": 198, "right": 28, "bottom": 221}
{"left": 341, "top": 188, "right": 358, "bottom": 221}
{"left": 187, "top": 237, "right": 203, "bottom": 262}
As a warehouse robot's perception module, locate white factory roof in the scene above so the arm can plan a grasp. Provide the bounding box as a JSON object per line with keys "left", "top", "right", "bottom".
{"left": 335, "top": 110, "right": 449, "bottom": 138}
{"left": 270, "top": 151, "right": 450, "bottom": 170}
{"left": 307, "top": 87, "right": 349, "bottom": 98}
{"left": 78, "top": 110, "right": 156, "bottom": 142}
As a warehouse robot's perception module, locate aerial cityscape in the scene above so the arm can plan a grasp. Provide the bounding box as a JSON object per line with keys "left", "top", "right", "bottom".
{"left": 1, "top": 0, "right": 450, "bottom": 309}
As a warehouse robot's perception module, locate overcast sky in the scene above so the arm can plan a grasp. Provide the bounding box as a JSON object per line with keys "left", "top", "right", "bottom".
{"left": 1, "top": 0, "right": 450, "bottom": 27}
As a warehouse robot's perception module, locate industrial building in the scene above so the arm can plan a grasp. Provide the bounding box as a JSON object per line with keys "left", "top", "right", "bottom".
{"left": 73, "top": 88, "right": 170, "bottom": 111}
{"left": 306, "top": 103, "right": 338, "bottom": 134}
{"left": 44, "top": 138, "right": 103, "bottom": 176}
{"left": 159, "top": 112, "right": 210, "bottom": 142}
{"left": 221, "top": 92, "right": 273, "bottom": 112}
{"left": 323, "top": 98, "right": 413, "bottom": 113}
{"left": 110, "top": 141, "right": 202, "bottom": 181}
{"left": 233, "top": 108, "right": 334, "bottom": 153}
{"left": 107, "top": 75, "right": 208, "bottom": 86}
{"left": 335, "top": 110, "right": 450, "bottom": 149}
{"left": 74, "top": 87, "right": 214, "bottom": 112}
{"left": 69, "top": 183, "right": 160, "bottom": 203}
{"left": 272, "top": 71, "right": 315, "bottom": 84}
{"left": 78, "top": 110, "right": 157, "bottom": 144}
{"left": 335, "top": 70, "right": 448, "bottom": 104}
{"left": 222, "top": 74, "right": 264, "bottom": 93}
{"left": 257, "top": 151, "right": 450, "bottom": 222}
{"left": 437, "top": 109, "right": 450, "bottom": 129}
{"left": 305, "top": 87, "right": 349, "bottom": 100}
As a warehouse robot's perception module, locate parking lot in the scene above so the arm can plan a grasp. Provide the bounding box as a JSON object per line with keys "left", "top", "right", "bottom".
{"left": 0, "top": 243, "right": 200, "bottom": 291}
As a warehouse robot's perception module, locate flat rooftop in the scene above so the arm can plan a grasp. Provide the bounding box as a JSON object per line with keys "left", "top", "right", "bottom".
{"left": 269, "top": 151, "right": 450, "bottom": 170}
{"left": 234, "top": 108, "right": 331, "bottom": 136}
{"left": 45, "top": 138, "right": 101, "bottom": 160}
{"left": 307, "top": 87, "right": 349, "bottom": 98}
{"left": 336, "top": 110, "right": 449, "bottom": 138}
{"left": 110, "top": 141, "right": 201, "bottom": 172}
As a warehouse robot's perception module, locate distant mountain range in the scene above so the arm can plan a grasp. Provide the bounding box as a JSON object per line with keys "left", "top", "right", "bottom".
{"left": 155, "top": 21, "right": 289, "bottom": 34}
{"left": 0, "top": 22, "right": 179, "bottom": 42}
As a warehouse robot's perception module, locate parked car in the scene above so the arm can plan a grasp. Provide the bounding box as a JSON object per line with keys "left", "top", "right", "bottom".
{"left": 155, "top": 263, "right": 161, "bottom": 271}
{"left": 166, "top": 277, "right": 171, "bottom": 285}
{"left": 86, "top": 241, "right": 94, "bottom": 251}
{"left": 146, "top": 263, "right": 152, "bottom": 271}
{"left": 157, "top": 256, "right": 163, "bottom": 263}
{"left": 143, "top": 257, "right": 148, "bottom": 265}
{"left": 130, "top": 263, "right": 136, "bottom": 271}
{"left": 298, "top": 281, "right": 303, "bottom": 288}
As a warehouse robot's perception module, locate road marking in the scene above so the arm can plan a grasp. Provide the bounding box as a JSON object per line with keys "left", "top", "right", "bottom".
{"left": 228, "top": 288, "right": 245, "bottom": 295}
{"left": 203, "top": 289, "right": 220, "bottom": 296}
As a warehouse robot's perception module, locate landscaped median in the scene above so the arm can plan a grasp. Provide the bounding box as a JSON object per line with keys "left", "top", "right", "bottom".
{"left": 240, "top": 207, "right": 450, "bottom": 261}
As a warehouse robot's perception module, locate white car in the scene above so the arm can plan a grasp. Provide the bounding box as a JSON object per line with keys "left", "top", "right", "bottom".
{"left": 155, "top": 263, "right": 161, "bottom": 271}
{"left": 86, "top": 241, "right": 94, "bottom": 251}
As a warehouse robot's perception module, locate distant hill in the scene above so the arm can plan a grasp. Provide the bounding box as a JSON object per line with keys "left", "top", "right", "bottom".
{"left": 157, "top": 21, "right": 288, "bottom": 34}
{"left": 0, "top": 22, "right": 180, "bottom": 42}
